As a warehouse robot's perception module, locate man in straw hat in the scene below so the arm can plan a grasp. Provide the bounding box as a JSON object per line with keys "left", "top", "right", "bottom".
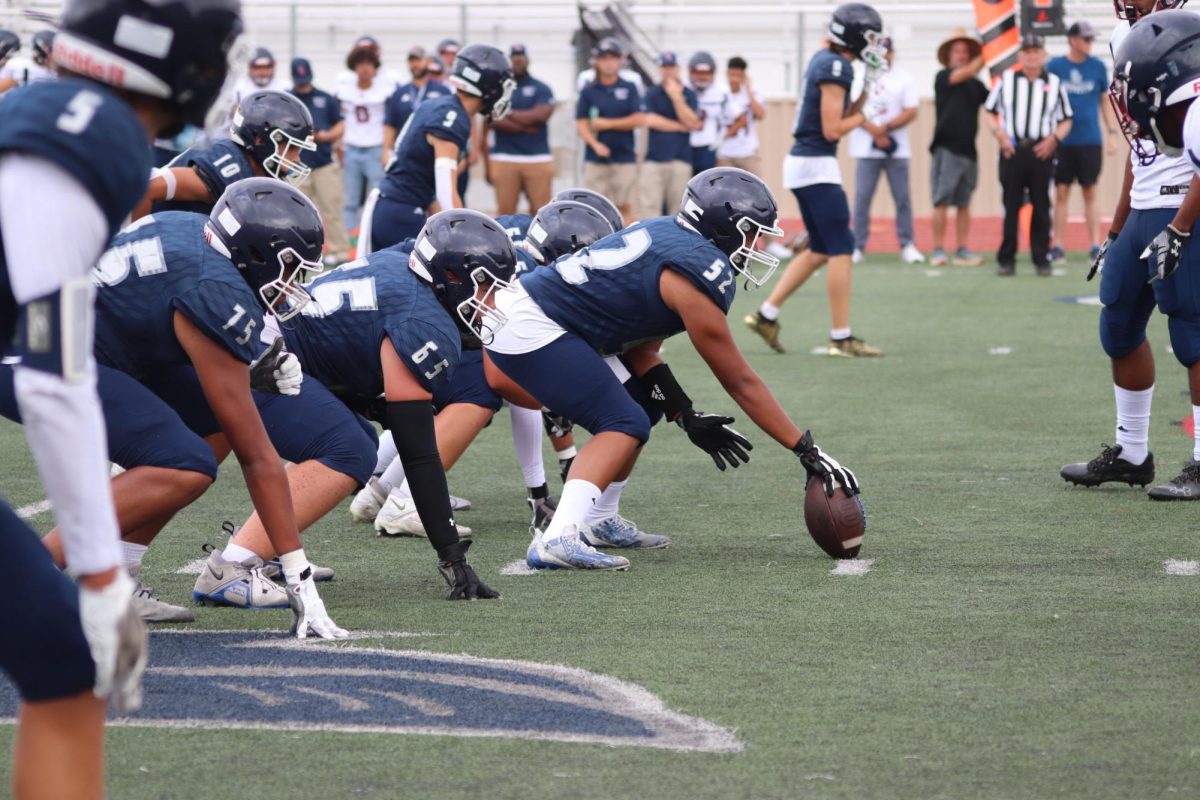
{"left": 928, "top": 27, "right": 987, "bottom": 267}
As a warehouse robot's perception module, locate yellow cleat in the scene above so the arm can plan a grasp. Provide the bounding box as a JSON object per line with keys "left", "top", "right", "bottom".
{"left": 743, "top": 312, "right": 785, "bottom": 353}
{"left": 827, "top": 336, "right": 884, "bottom": 358}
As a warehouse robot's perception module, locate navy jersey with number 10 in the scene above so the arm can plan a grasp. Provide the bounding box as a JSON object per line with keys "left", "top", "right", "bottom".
{"left": 519, "top": 216, "right": 735, "bottom": 356}
{"left": 154, "top": 138, "right": 254, "bottom": 214}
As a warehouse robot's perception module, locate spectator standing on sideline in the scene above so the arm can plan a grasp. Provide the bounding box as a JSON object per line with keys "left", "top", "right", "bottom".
{"left": 849, "top": 38, "right": 923, "bottom": 264}
{"left": 686, "top": 51, "right": 728, "bottom": 175}
{"left": 717, "top": 56, "right": 765, "bottom": 175}
{"left": 335, "top": 36, "right": 402, "bottom": 95}
{"left": 211, "top": 47, "right": 287, "bottom": 140}
{"left": 986, "top": 34, "right": 1073, "bottom": 276}
{"left": 638, "top": 51, "right": 700, "bottom": 219}
{"left": 337, "top": 44, "right": 391, "bottom": 232}
{"left": 929, "top": 29, "right": 988, "bottom": 267}
{"left": 290, "top": 58, "right": 351, "bottom": 265}
{"left": 575, "top": 41, "right": 645, "bottom": 93}
{"left": 436, "top": 39, "right": 460, "bottom": 71}
{"left": 576, "top": 38, "right": 644, "bottom": 225}
{"left": 382, "top": 46, "right": 450, "bottom": 160}
{"left": 1047, "top": 20, "right": 1116, "bottom": 263}
{"left": 485, "top": 44, "right": 556, "bottom": 215}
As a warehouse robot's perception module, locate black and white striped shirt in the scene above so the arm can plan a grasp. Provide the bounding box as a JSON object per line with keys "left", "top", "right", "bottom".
{"left": 985, "top": 69, "right": 1073, "bottom": 142}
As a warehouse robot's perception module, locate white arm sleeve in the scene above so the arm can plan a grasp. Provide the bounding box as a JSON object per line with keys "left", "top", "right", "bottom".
{"left": 0, "top": 152, "right": 123, "bottom": 577}
{"left": 434, "top": 156, "right": 457, "bottom": 211}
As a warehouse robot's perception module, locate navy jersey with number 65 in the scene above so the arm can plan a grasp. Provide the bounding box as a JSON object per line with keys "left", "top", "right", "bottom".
{"left": 379, "top": 93, "right": 471, "bottom": 209}
{"left": 92, "top": 212, "right": 264, "bottom": 381}
{"left": 154, "top": 138, "right": 253, "bottom": 214}
{"left": 520, "top": 216, "right": 736, "bottom": 356}
{"left": 282, "top": 245, "right": 462, "bottom": 403}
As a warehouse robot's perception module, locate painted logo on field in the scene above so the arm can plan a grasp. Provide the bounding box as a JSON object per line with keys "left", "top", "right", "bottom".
{"left": 1054, "top": 295, "right": 1102, "bottom": 306}
{"left": 0, "top": 631, "right": 742, "bottom": 753}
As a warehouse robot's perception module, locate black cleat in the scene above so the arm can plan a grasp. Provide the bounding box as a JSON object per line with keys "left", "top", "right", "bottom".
{"left": 1147, "top": 459, "right": 1200, "bottom": 501}
{"left": 1060, "top": 444, "right": 1155, "bottom": 487}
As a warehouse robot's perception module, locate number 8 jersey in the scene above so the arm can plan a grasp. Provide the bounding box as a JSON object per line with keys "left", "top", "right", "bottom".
{"left": 518, "top": 216, "right": 737, "bottom": 355}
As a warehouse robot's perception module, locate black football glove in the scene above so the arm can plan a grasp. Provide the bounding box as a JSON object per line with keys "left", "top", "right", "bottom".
{"left": 1142, "top": 224, "right": 1190, "bottom": 283}
{"left": 792, "top": 430, "right": 859, "bottom": 497}
{"left": 677, "top": 409, "right": 753, "bottom": 471}
{"left": 1087, "top": 231, "right": 1117, "bottom": 282}
{"left": 436, "top": 541, "right": 499, "bottom": 601}
{"left": 249, "top": 336, "right": 303, "bottom": 396}
{"left": 542, "top": 408, "right": 574, "bottom": 438}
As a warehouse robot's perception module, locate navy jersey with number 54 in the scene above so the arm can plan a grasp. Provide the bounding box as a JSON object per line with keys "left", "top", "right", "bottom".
{"left": 282, "top": 245, "right": 462, "bottom": 403}
{"left": 379, "top": 93, "right": 471, "bottom": 209}
{"left": 92, "top": 212, "right": 264, "bottom": 380}
{"left": 154, "top": 138, "right": 253, "bottom": 214}
{"left": 519, "top": 217, "right": 736, "bottom": 356}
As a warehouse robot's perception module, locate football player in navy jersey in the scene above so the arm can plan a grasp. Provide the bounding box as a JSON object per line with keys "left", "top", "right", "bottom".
{"left": 368, "top": 44, "right": 515, "bottom": 251}
{"left": 0, "top": 0, "right": 243, "bottom": 795}
{"left": 131, "top": 89, "right": 316, "bottom": 218}
{"left": 484, "top": 168, "right": 861, "bottom": 570}
{"left": 745, "top": 2, "right": 887, "bottom": 358}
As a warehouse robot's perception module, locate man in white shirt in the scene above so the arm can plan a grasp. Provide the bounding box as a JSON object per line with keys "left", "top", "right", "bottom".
{"left": 848, "top": 39, "right": 923, "bottom": 264}
{"left": 686, "top": 51, "right": 729, "bottom": 175}
{"left": 717, "top": 56, "right": 765, "bottom": 176}
{"left": 336, "top": 42, "right": 392, "bottom": 232}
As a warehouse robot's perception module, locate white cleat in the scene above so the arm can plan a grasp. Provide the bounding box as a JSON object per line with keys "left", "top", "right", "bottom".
{"left": 852, "top": 248, "right": 864, "bottom": 264}
{"left": 449, "top": 494, "right": 472, "bottom": 511}
{"left": 128, "top": 565, "right": 194, "bottom": 623}
{"left": 374, "top": 490, "right": 472, "bottom": 538}
{"left": 526, "top": 525, "right": 630, "bottom": 571}
{"left": 350, "top": 476, "right": 387, "bottom": 523}
{"left": 192, "top": 549, "right": 290, "bottom": 608}
{"left": 901, "top": 243, "right": 926, "bottom": 264}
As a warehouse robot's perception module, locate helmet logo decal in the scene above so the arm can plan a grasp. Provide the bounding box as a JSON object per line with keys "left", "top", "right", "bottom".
{"left": 113, "top": 15, "right": 174, "bottom": 59}
{"left": 460, "top": 65, "right": 481, "bottom": 82}
{"left": 218, "top": 208, "right": 242, "bottom": 236}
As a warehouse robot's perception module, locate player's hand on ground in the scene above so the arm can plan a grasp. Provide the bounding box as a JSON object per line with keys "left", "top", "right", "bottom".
{"left": 793, "top": 430, "right": 860, "bottom": 496}
{"left": 287, "top": 575, "right": 349, "bottom": 639}
{"left": 79, "top": 569, "right": 148, "bottom": 713}
{"left": 250, "top": 336, "right": 303, "bottom": 396}
{"left": 1142, "top": 224, "right": 1190, "bottom": 283}
{"left": 1088, "top": 231, "right": 1117, "bottom": 282}
{"left": 438, "top": 541, "right": 500, "bottom": 600}
{"left": 677, "top": 409, "right": 752, "bottom": 471}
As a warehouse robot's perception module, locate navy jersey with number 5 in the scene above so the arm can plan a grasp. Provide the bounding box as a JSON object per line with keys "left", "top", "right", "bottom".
{"left": 282, "top": 246, "right": 462, "bottom": 403}
{"left": 790, "top": 49, "right": 853, "bottom": 158}
{"left": 92, "top": 212, "right": 264, "bottom": 380}
{"left": 0, "top": 79, "right": 151, "bottom": 345}
{"left": 154, "top": 138, "right": 254, "bottom": 214}
{"left": 520, "top": 217, "right": 735, "bottom": 355}
{"left": 379, "top": 93, "right": 471, "bottom": 209}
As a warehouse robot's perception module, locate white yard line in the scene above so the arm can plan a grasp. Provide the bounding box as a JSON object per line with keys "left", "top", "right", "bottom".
{"left": 15, "top": 499, "right": 50, "bottom": 519}
{"left": 1163, "top": 559, "right": 1199, "bottom": 576}
{"left": 501, "top": 560, "right": 540, "bottom": 576}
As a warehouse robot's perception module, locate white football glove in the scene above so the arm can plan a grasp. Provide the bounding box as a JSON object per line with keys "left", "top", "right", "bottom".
{"left": 250, "top": 336, "right": 303, "bottom": 396}
{"left": 79, "top": 570, "right": 148, "bottom": 713}
{"left": 284, "top": 562, "right": 348, "bottom": 640}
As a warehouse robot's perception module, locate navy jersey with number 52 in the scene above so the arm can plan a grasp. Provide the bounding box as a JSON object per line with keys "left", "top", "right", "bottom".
{"left": 92, "top": 212, "right": 264, "bottom": 380}
{"left": 154, "top": 138, "right": 253, "bottom": 214}
{"left": 519, "top": 217, "right": 736, "bottom": 356}
{"left": 282, "top": 245, "right": 462, "bottom": 403}
{"left": 379, "top": 93, "right": 471, "bottom": 209}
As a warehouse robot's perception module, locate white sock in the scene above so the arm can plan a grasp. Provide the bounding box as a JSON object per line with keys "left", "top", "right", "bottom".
{"left": 758, "top": 302, "right": 780, "bottom": 321}
{"left": 1193, "top": 405, "right": 1200, "bottom": 462}
{"left": 585, "top": 479, "right": 626, "bottom": 526}
{"left": 377, "top": 454, "right": 407, "bottom": 495}
{"left": 1114, "top": 384, "right": 1154, "bottom": 465}
{"left": 373, "top": 430, "right": 397, "bottom": 475}
{"left": 544, "top": 479, "right": 601, "bottom": 540}
{"left": 120, "top": 541, "right": 147, "bottom": 570}
{"left": 510, "top": 405, "right": 547, "bottom": 488}
{"left": 390, "top": 480, "right": 413, "bottom": 501}
{"left": 222, "top": 542, "right": 258, "bottom": 565}
{"left": 831, "top": 327, "right": 851, "bottom": 341}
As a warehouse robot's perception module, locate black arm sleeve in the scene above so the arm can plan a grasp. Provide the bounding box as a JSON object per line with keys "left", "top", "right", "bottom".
{"left": 640, "top": 362, "right": 693, "bottom": 423}
{"left": 384, "top": 400, "right": 465, "bottom": 562}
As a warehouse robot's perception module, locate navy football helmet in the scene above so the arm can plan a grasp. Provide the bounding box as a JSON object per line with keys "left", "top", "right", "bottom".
{"left": 204, "top": 177, "right": 324, "bottom": 321}
{"left": 829, "top": 3, "right": 886, "bottom": 71}
{"left": 231, "top": 90, "right": 316, "bottom": 185}
{"left": 54, "top": 0, "right": 244, "bottom": 137}
{"left": 31, "top": 30, "right": 54, "bottom": 67}
{"left": 449, "top": 44, "right": 516, "bottom": 120}
{"left": 525, "top": 200, "right": 615, "bottom": 264}
{"left": 0, "top": 30, "right": 18, "bottom": 68}
{"left": 553, "top": 188, "right": 623, "bottom": 233}
{"left": 1115, "top": 0, "right": 1188, "bottom": 21}
{"left": 678, "top": 167, "right": 784, "bottom": 288}
{"left": 409, "top": 209, "right": 519, "bottom": 341}
{"left": 1111, "top": 9, "right": 1200, "bottom": 164}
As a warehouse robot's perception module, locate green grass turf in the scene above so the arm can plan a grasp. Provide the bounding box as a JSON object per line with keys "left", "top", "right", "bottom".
{"left": 2, "top": 253, "right": 1199, "bottom": 800}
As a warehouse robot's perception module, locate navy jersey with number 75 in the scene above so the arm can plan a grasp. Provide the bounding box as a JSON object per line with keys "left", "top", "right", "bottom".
{"left": 281, "top": 245, "right": 462, "bottom": 403}
{"left": 519, "top": 216, "right": 736, "bottom": 356}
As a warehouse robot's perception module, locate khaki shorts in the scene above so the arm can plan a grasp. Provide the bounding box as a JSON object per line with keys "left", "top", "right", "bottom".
{"left": 490, "top": 159, "right": 555, "bottom": 215}
{"left": 583, "top": 162, "right": 638, "bottom": 213}
{"left": 716, "top": 154, "right": 762, "bottom": 177}
{"left": 638, "top": 159, "right": 692, "bottom": 219}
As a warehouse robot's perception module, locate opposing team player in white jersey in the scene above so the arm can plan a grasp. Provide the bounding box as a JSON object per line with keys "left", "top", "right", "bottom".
{"left": 1060, "top": 0, "right": 1200, "bottom": 499}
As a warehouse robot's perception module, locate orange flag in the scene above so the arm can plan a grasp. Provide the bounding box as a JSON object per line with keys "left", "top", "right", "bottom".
{"left": 975, "top": 0, "right": 1020, "bottom": 82}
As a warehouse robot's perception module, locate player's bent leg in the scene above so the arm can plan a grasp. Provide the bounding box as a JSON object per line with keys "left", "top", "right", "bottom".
{"left": 14, "top": 691, "right": 108, "bottom": 800}
{"left": 1147, "top": 301, "right": 1200, "bottom": 500}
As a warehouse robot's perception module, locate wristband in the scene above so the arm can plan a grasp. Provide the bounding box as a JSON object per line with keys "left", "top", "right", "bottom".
{"left": 278, "top": 548, "right": 311, "bottom": 584}
{"left": 640, "top": 363, "right": 692, "bottom": 422}
{"left": 153, "top": 167, "right": 178, "bottom": 201}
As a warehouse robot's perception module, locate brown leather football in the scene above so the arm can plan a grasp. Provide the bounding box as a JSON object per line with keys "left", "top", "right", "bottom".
{"left": 803, "top": 477, "right": 866, "bottom": 559}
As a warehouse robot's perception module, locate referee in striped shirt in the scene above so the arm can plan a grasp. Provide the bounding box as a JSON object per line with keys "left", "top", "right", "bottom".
{"left": 985, "top": 34, "right": 1074, "bottom": 276}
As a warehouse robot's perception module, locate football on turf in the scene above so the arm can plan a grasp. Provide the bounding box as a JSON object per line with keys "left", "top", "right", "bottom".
{"left": 803, "top": 477, "right": 866, "bottom": 559}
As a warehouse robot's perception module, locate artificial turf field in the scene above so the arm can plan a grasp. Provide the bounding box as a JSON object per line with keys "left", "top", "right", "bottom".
{"left": 1, "top": 252, "right": 1198, "bottom": 800}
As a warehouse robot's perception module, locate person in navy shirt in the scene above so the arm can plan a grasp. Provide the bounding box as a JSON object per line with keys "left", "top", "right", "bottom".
{"left": 575, "top": 37, "right": 644, "bottom": 226}
{"left": 639, "top": 51, "right": 700, "bottom": 219}
{"left": 1047, "top": 20, "right": 1116, "bottom": 262}
{"left": 485, "top": 44, "right": 557, "bottom": 215}
{"left": 290, "top": 58, "right": 352, "bottom": 264}
{"left": 382, "top": 45, "right": 452, "bottom": 157}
